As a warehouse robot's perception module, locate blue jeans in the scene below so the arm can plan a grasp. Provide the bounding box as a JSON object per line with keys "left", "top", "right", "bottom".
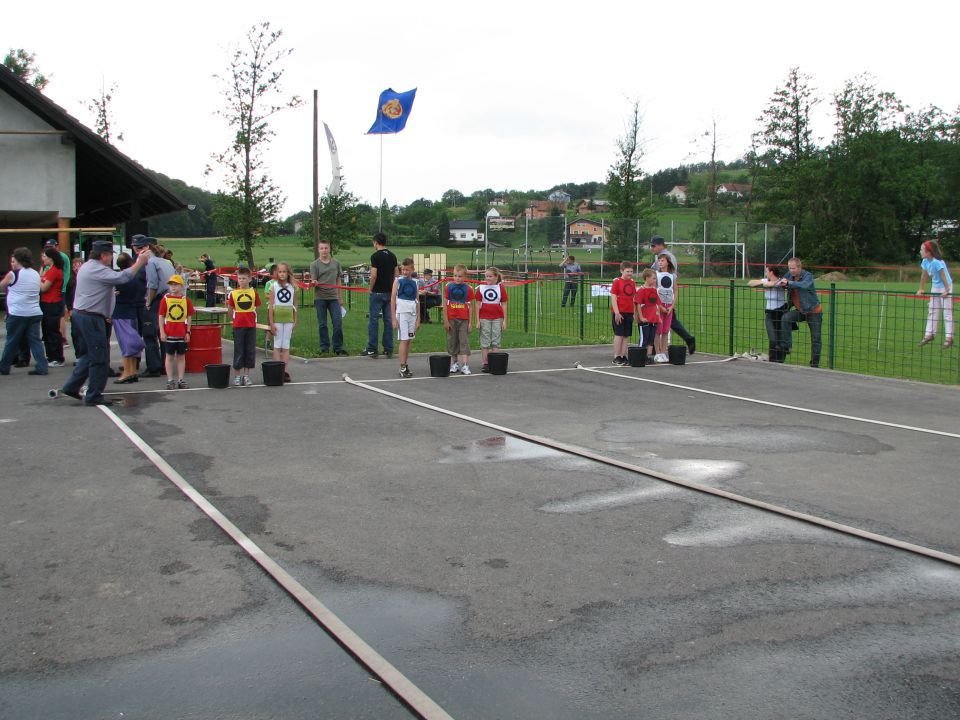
{"left": 315, "top": 298, "right": 344, "bottom": 352}
{"left": 366, "top": 292, "right": 393, "bottom": 353}
{"left": 62, "top": 312, "right": 109, "bottom": 402}
{"left": 0, "top": 314, "right": 47, "bottom": 373}
{"left": 781, "top": 309, "right": 823, "bottom": 367}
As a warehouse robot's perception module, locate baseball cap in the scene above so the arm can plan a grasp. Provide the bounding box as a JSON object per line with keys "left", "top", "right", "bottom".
{"left": 44, "top": 238, "right": 59, "bottom": 247}
{"left": 90, "top": 240, "right": 114, "bottom": 254}
{"left": 168, "top": 274, "right": 185, "bottom": 285}
{"left": 650, "top": 235, "right": 665, "bottom": 247}
{"left": 131, "top": 234, "right": 154, "bottom": 249}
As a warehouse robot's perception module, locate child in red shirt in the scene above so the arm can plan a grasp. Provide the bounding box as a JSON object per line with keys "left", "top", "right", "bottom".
{"left": 610, "top": 261, "right": 636, "bottom": 366}
{"left": 444, "top": 264, "right": 475, "bottom": 374}
{"left": 475, "top": 266, "right": 508, "bottom": 373}
{"left": 227, "top": 267, "right": 262, "bottom": 386}
{"left": 158, "top": 275, "right": 194, "bottom": 389}
{"left": 635, "top": 269, "right": 664, "bottom": 361}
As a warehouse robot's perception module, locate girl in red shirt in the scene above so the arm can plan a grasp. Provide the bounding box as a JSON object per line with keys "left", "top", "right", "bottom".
{"left": 39, "top": 247, "right": 65, "bottom": 365}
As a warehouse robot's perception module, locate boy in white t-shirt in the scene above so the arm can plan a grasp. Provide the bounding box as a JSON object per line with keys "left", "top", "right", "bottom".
{"left": 391, "top": 258, "right": 420, "bottom": 378}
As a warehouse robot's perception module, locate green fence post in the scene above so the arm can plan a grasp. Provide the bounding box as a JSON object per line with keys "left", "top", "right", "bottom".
{"left": 523, "top": 273, "right": 529, "bottom": 333}
{"left": 728, "top": 280, "right": 736, "bottom": 357}
{"left": 578, "top": 273, "right": 585, "bottom": 341}
{"left": 828, "top": 282, "right": 836, "bottom": 369}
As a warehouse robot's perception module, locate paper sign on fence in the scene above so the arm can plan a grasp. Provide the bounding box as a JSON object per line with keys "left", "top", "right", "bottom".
{"left": 591, "top": 284, "right": 611, "bottom": 297}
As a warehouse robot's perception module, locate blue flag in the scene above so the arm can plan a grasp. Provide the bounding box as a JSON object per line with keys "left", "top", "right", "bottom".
{"left": 366, "top": 88, "right": 417, "bottom": 134}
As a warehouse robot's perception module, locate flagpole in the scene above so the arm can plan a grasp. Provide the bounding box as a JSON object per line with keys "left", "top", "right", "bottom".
{"left": 312, "top": 90, "right": 319, "bottom": 252}
{"left": 378, "top": 133, "right": 383, "bottom": 231}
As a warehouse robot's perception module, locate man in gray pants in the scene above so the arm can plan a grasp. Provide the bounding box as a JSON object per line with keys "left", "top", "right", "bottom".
{"left": 650, "top": 235, "right": 696, "bottom": 355}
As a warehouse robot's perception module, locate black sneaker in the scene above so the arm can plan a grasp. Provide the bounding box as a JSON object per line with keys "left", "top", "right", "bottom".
{"left": 399, "top": 365, "right": 413, "bottom": 378}
{"left": 334, "top": 350, "right": 349, "bottom": 356}
{"left": 60, "top": 389, "right": 83, "bottom": 400}
{"left": 481, "top": 364, "right": 490, "bottom": 373}
{"left": 359, "top": 349, "right": 378, "bottom": 358}
{"left": 84, "top": 398, "right": 116, "bottom": 406}
{"left": 384, "top": 351, "right": 393, "bottom": 360}
{"left": 139, "top": 369, "right": 163, "bottom": 378}
{"left": 686, "top": 336, "right": 696, "bottom": 355}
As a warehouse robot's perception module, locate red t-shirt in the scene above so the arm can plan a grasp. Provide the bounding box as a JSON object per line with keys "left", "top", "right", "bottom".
{"left": 227, "top": 288, "right": 262, "bottom": 328}
{"left": 476, "top": 283, "right": 508, "bottom": 320}
{"left": 445, "top": 283, "right": 474, "bottom": 320}
{"left": 159, "top": 295, "right": 195, "bottom": 337}
{"left": 635, "top": 286, "right": 663, "bottom": 323}
{"left": 40, "top": 266, "right": 64, "bottom": 304}
{"left": 610, "top": 276, "right": 637, "bottom": 314}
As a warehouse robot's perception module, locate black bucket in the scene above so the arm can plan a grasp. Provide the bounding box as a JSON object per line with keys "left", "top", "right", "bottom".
{"left": 261, "top": 360, "right": 285, "bottom": 386}
{"left": 487, "top": 352, "right": 509, "bottom": 375}
{"left": 668, "top": 345, "right": 687, "bottom": 366}
{"left": 627, "top": 345, "right": 647, "bottom": 367}
{"left": 768, "top": 345, "right": 786, "bottom": 363}
{"left": 205, "top": 363, "right": 231, "bottom": 389}
{"left": 429, "top": 355, "right": 450, "bottom": 377}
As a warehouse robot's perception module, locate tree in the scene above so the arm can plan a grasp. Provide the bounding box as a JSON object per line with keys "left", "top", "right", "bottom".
{"left": 85, "top": 80, "right": 123, "bottom": 144}
{"left": 606, "top": 100, "right": 653, "bottom": 260}
{"left": 208, "top": 22, "right": 302, "bottom": 267}
{"left": 435, "top": 212, "right": 451, "bottom": 245}
{"left": 751, "top": 68, "right": 822, "bottom": 240}
{"left": 298, "top": 187, "right": 361, "bottom": 253}
{"left": 441, "top": 189, "right": 464, "bottom": 207}
{"left": 3, "top": 48, "right": 49, "bottom": 90}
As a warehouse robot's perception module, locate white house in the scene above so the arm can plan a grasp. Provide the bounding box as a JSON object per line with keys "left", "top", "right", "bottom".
{"left": 548, "top": 189, "right": 572, "bottom": 205}
{"left": 449, "top": 220, "right": 483, "bottom": 243}
{"left": 665, "top": 185, "right": 688, "bottom": 203}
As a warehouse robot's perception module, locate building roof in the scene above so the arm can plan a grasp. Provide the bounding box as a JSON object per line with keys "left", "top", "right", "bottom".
{"left": 450, "top": 220, "right": 482, "bottom": 230}
{"left": 0, "top": 66, "right": 186, "bottom": 226}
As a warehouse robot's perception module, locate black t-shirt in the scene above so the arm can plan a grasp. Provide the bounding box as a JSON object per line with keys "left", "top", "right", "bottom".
{"left": 370, "top": 249, "right": 398, "bottom": 293}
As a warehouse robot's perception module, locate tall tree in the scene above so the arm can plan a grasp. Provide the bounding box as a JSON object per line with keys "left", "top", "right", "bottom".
{"left": 85, "top": 80, "right": 124, "bottom": 144}
{"left": 3, "top": 48, "right": 49, "bottom": 90}
{"left": 751, "top": 68, "right": 822, "bottom": 240}
{"left": 208, "top": 22, "right": 302, "bottom": 267}
{"left": 298, "top": 187, "right": 360, "bottom": 253}
{"left": 606, "top": 100, "right": 653, "bottom": 260}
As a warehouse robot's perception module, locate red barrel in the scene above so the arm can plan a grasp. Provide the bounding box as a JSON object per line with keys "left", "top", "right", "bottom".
{"left": 186, "top": 324, "right": 223, "bottom": 373}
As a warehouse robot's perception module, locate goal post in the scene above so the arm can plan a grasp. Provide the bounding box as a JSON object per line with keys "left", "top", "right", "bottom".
{"left": 663, "top": 241, "right": 746, "bottom": 279}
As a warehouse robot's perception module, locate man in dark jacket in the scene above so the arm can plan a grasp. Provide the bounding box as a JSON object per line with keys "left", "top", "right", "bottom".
{"left": 779, "top": 257, "right": 822, "bottom": 368}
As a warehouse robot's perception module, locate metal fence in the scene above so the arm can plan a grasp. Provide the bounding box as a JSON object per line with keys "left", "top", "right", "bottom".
{"left": 202, "top": 273, "right": 956, "bottom": 386}
{"left": 270, "top": 274, "right": 955, "bottom": 385}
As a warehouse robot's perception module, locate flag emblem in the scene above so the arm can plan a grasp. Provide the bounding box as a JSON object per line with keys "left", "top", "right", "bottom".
{"left": 382, "top": 99, "right": 403, "bottom": 119}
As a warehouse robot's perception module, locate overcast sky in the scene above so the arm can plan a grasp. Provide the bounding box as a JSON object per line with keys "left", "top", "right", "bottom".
{"left": 7, "top": 1, "right": 960, "bottom": 216}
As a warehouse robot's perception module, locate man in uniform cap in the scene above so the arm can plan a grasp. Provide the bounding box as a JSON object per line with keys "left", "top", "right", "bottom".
{"left": 60, "top": 240, "right": 149, "bottom": 405}
{"left": 131, "top": 235, "right": 175, "bottom": 377}
{"left": 650, "top": 236, "right": 696, "bottom": 355}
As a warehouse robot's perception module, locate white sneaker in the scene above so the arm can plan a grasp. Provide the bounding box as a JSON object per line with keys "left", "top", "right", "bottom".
{"left": 449, "top": 362, "right": 459, "bottom": 373}
{"left": 656, "top": 354, "right": 668, "bottom": 363}
{"left": 242, "top": 375, "right": 251, "bottom": 386}
{"left": 234, "top": 375, "right": 242, "bottom": 386}
{"left": 460, "top": 365, "right": 472, "bottom": 375}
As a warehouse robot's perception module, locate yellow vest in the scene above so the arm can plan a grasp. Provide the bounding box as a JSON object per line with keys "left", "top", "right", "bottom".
{"left": 230, "top": 288, "right": 257, "bottom": 314}
{"left": 164, "top": 296, "right": 189, "bottom": 324}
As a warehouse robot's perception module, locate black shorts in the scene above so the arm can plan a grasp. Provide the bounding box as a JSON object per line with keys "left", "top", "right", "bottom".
{"left": 612, "top": 313, "right": 634, "bottom": 337}
{"left": 165, "top": 338, "right": 188, "bottom": 355}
